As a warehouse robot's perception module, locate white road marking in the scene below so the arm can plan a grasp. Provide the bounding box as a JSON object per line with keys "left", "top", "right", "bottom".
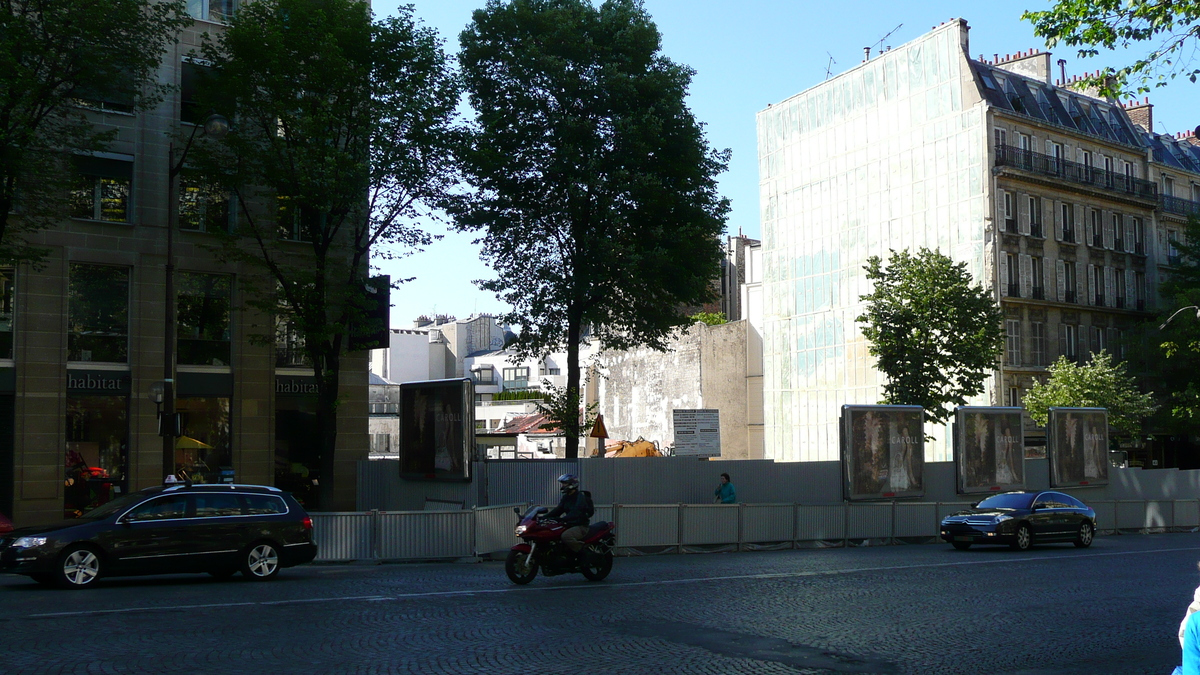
{"left": 22, "top": 544, "right": 1200, "bottom": 619}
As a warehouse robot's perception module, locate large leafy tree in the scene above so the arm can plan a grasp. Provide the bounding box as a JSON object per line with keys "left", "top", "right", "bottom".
{"left": 1024, "top": 1, "right": 1200, "bottom": 97}
{"left": 1142, "top": 216, "right": 1200, "bottom": 425}
{"left": 455, "top": 0, "right": 730, "bottom": 458}
{"left": 856, "top": 248, "right": 1004, "bottom": 425}
{"left": 0, "top": 0, "right": 189, "bottom": 263}
{"left": 192, "top": 0, "right": 459, "bottom": 507}
{"left": 1024, "top": 352, "right": 1158, "bottom": 437}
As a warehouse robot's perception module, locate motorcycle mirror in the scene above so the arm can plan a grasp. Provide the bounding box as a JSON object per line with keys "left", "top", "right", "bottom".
{"left": 536, "top": 507, "right": 549, "bottom": 514}
{"left": 513, "top": 507, "right": 521, "bottom": 515}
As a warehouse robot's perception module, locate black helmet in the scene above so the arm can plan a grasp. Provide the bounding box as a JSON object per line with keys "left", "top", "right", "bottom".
{"left": 557, "top": 473, "right": 579, "bottom": 493}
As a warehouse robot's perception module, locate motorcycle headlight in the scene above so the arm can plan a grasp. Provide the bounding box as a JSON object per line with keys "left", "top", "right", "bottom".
{"left": 13, "top": 536, "right": 47, "bottom": 549}
{"left": 514, "top": 525, "right": 527, "bottom": 536}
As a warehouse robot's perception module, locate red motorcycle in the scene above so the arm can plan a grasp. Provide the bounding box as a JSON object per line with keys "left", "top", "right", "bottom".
{"left": 505, "top": 505, "right": 616, "bottom": 584}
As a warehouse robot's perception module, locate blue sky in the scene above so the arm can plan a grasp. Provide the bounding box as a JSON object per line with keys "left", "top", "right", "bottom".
{"left": 371, "top": 0, "right": 1199, "bottom": 326}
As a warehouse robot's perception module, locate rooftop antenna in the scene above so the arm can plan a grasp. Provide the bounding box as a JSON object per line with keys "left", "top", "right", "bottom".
{"left": 871, "top": 24, "right": 903, "bottom": 57}
{"left": 825, "top": 52, "right": 837, "bottom": 80}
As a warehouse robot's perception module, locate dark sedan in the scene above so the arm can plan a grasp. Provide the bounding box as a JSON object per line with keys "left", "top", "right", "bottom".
{"left": 0, "top": 483, "right": 317, "bottom": 588}
{"left": 940, "top": 490, "right": 1096, "bottom": 551}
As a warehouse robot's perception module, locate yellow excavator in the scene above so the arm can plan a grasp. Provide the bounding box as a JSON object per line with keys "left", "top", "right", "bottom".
{"left": 601, "top": 437, "right": 662, "bottom": 458}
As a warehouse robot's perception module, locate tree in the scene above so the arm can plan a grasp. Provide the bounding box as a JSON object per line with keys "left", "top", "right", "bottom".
{"left": 1143, "top": 215, "right": 1200, "bottom": 424}
{"left": 455, "top": 0, "right": 730, "bottom": 458}
{"left": 856, "top": 248, "right": 1004, "bottom": 425}
{"left": 689, "top": 311, "right": 727, "bottom": 326}
{"left": 1023, "top": 352, "right": 1158, "bottom": 437}
{"left": 192, "top": 0, "right": 459, "bottom": 507}
{"left": 1024, "top": 1, "right": 1200, "bottom": 98}
{"left": 0, "top": 0, "right": 189, "bottom": 263}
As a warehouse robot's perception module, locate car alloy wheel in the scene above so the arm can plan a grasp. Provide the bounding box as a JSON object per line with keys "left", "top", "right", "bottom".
{"left": 58, "top": 546, "right": 101, "bottom": 589}
{"left": 242, "top": 542, "right": 280, "bottom": 581}
{"left": 1074, "top": 521, "right": 1094, "bottom": 548}
{"left": 1011, "top": 524, "right": 1032, "bottom": 551}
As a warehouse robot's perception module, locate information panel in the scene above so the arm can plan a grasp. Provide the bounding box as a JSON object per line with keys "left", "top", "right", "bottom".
{"left": 673, "top": 409, "right": 721, "bottom": 457}
{"left": 953, "top": 406, "right": 1025, "bottom": 494}
{"left": 1047, "top": 407, "right": 1108, "bottom": 488}
{"left": 399, "top": 378, "right": 474, "bottom": 482}
{"left": 840, "top": 405, "right": 924, "bottom": 500}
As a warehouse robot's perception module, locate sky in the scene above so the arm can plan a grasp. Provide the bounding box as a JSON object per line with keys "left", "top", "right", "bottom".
{"left": 370, "top": 0, "right": 1200, "bottom": 328}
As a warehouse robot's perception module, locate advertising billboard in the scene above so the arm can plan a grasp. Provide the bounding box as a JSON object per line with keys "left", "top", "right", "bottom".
{"left": 840, "top": 405, "right": 924, "bottom": 500}
{"left": 673, "top": 409, "right": 721, "bottom": 457}
{"left": 953, "top": 407, "right": 1025, "bottom": 494}
{"left": 398, "top": 378, "right": 474, "bottom": 482}
{"left": 1047, "top": 407, "right": 1109, "bottom": 488}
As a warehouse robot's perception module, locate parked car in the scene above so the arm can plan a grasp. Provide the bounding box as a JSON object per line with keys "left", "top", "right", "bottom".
{"left": 940, "top": 490, "right": 1096, "bottom": 551}
{"left": 0, "top": 483, "right": 317, "bottom": 589}
{"left": 0, "top": 512, "right": 12, "bottom": 534}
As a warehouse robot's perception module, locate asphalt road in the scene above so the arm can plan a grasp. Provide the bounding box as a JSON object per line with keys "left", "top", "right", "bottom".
{"left": 2, "top": 533, "right": 1197, "bottom": 674}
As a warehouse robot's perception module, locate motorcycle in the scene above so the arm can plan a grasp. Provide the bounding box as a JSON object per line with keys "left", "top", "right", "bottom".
{"left": 505, "top": 505, "right": 616, "bottom": 585}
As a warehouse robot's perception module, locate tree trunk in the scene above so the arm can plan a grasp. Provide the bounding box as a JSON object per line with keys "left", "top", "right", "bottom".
{"left": 565, "top": 316, "right": 580, "bottom": 459}
{"left": 315, "top": 347, "right": 341, "bottom": 510}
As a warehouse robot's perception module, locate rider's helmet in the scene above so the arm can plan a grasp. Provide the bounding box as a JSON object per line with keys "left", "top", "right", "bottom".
{"left": 557, "top": 473, "right": 579, "bottom": 494}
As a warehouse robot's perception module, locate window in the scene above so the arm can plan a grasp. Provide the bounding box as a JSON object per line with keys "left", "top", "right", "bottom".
{"left": 1064, "top": 261, "right": 1077, "bottom": 303}
{"left": 1093, "top": 266, "right": 1104, "bottom": 305}
{"left": 1006, "top": 320, "right": 1021, "bottom": 365}
{"left": 1048, "top": 141, "right": 1063, "bottom": 173}
{"left": 1164, "top": 175, "right": 1175, "bottom": 197}
{"left": 71, "top": 157, "right": 132, "bottom": 223}
{"left": 175, "top": 397, "right": 232, "bottom": 482}
{"left": 276, "top": 319, "right": 309, "bottom": 368}
{"left": 180, "top": 61, "right": 217, "bottom": 125}
{"left": 1169, "top": 230, "right": 1181, "bottom": 263}
{"left": 1007, "top": 386, "right": 1020, "bottom": 408}
{"left": 276, "top": 195, "right": 313, "bottom": 242}
{"left": 1028, "top": 196, "right": 1043, "bottom": 237}
{"left": 187, "top": 0, "right": 236, "bottom": 23}
{"left": 1060, "top": 203, "right": 1075, "bottom": 242}
{"left": 473, "top": 366, "right": 495, "bottom": 384}
{"left": 1090, "top": 209, "right": 1103, "bottom": 247}
{"left": 1006, "top": 253, "right": 1018, "bottom": 296}
{"left": 1017, "top": 133, "right": 1031, "bottom": 151}
{"left": 1133, "top": 218, "right": 1145, "bottom": 254}
{"left": 1061, "top": 324, "right": 1078, "bottom": 360}
{"left": 177, "top": 273, "right": 231, "bottom": 366}
{"left": 193, "top": 493, "right": 242, "bottom": 518}
{"left": 502, "top": 367, "right": 530, "bottom": 389}
{"left": 1193, "top": 183, "right": 1200, "bottom": 203}
{"left": 1112, "top": 213, "right": 1125, "bottom": 251}
{"left": 1090, "top": 325, "right": 1107, "bottom": 355}
{"left": 1135, "top": 271, "right": 1146, "bottom": 310}
{"left": 1031, "top": 256, "right": 1044, "bottom": 299}
{"left": 1115, "top": 270, "right": 1126, "bottom": 308}
{"left": 1003, "top": 191, "right": 1015, "bottom": 232}
{"left": 1030, "top": 322, "right": 1047, "bottom": 366}
{"left": 1103, "top": 156, "right": 1114, "bottom": 186}
{"left": 179, "top": 172, "right": 231, "bottom": 233}
{"left": 0, "top": 269, "right": 13, "bottom": 360}
{"left": 244, "top": 494, "right": 287, "bottom": 515}
{"left": 69, "top": 264, "right": 129, "bottom": 363}
{"left": 127, "top": 496, "right": 188, "bottom": 522}
{"left": 994, "top": 127, "right": 1007, "bottom": 148}
{"left": 66, "top": 394, "right": 128, "bottom": 516}
{"left": 71, "top": 72, "right": 136, "bottom": 114}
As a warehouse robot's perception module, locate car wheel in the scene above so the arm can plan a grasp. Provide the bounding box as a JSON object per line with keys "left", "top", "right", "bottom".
{"left": 951, "top": 541, "right": 971, "bottom": 551}
{"left": 505, "top": 549, "right": 538, "bottom": 585}
{"left": 1074, "top": 521, "right": 1094, "bottom": 548}
{"left": 240, "top": 542, "right": 281, "bottom": 581}
{"left": 1010, "top": 524, "right": 1032, "bottom": 551}
{"left": 580, "top": 546, "right": 613, "bottom": 581}
{"left": 56, "top": 545, "right": 102, "bottom": 589}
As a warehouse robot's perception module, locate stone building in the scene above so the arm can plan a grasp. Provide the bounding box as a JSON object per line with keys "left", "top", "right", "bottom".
{"left": 756, "top": 19, "right": 1197, "bottom": 464}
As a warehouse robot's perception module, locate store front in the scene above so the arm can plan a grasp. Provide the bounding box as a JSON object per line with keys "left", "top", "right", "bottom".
{"left": 65, "top": 370, "right": 130, "bottom": 518}
{"left": 176, "top": 372, "right": 233, "bottom": 483}
{"left": 276, "top": 375, "right": 321, "bottom": 509}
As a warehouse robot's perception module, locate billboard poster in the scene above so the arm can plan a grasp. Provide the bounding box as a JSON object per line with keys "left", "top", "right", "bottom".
{"left": 953, "top": 407, "right": 1025, "bottom": 494}
{"left": 673, "top": 409, "right": 721, "bottom": 457}
{"left": 399, "top": 378, "right": 474, "bottom": 482}
{"left": 841, "top": 405, "right": 924, "bottom": 500}
{"left": 1047, "top": 407, "right": 1108, "bottom": 488}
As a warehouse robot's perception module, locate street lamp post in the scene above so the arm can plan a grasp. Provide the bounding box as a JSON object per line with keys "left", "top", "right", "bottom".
{"left": 162, "top": 114, "right": 229, "bottom": 481}
{"left": 1159, "top": 305, "right": 1200, "bottom": 330}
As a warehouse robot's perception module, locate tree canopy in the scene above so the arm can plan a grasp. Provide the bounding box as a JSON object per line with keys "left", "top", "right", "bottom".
{"left": 1023, "top": 351, "right": 1158, "bottom": 437}
{"left": 454, "top": 0, "right": 730, "bottom": 458}
{"left": 0, "top": 0, "right": 189, "bottom": 263}
{"left": 1025, "top": 1, "right": 1200, "bottom": 97}
{"left": 856, "top": 248, "right": 1004, "bottom": 425}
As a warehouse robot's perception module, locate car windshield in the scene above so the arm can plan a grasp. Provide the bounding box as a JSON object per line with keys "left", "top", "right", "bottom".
{"left": 78, "top": 492, "right": 147, "bottom": 520}
{"left": 975, "top": 493, "right": 1034, "bottom": 510}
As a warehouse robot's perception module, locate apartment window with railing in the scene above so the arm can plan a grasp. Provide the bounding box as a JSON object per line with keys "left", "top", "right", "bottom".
{"left": 1030, "top": 321, "right": 1047, "bottom": 366}
{"left": 1090, "top": 326, "right": 1107, "bottom": 356}
{"left": 1112, "top": 213, "right": 1125, "bottom": 251}
{"left": 1003, "top": 191, "right": 1016, "bottom": 232}
{"left": 1031, "top": 256, "right": 1045, "bottom": 299}
{"left": 1007, "top": 253, "right": 1019, "bottom": 297}
{"left": 1093, "top": 265, "right": 1104, "bottom": 306}
{"left": 1115, "top": 269, "right": 1126, "bottom": 308}
{"left": 1134, "top": 217, "right": 1145, "bottom": 255}
{"left": 1006, "top": 320, "right": 1021, "bottom": 365}
{"left": 1061, "top": 203, "right": 1076, "bottom": 243}
{"left": 1064, "top": 261, "right": 1078, "bottom": 303}
{"left": 994, "top": 127, "right": 1007, "bottom": 150}
{"left": 1029, "top": 196, "right": 1043, "bottom": 237}
{"left": 1135, "top": 271, "right": 1146, "bottom": 311}
{"left": 187, "top": 0, "right": 236, "bottom": 23}
{"left": 1164, "top": 174, "right": 1175, "bottom": 197}
{"left": 1104, "top": 156, "right": 1114, "bottom": 187}
{"left": 1061, "top": 324, "right": 1078, "bottom": 361}
{"left": 1090, "top": 209, "right": 1103, "bottom": 248}
{"left": 1169, "top": 230, "right": 1181, "bottom": 265}
{"left": 1124, "top": 161, "right": 1135, "bottom": 191}
{"left": 1048, "top": 141, "right": 1063, "bottom": 174}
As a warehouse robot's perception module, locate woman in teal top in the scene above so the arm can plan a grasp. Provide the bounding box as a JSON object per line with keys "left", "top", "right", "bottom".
{"left": 714, "top": 473, "right": 736, "bottom": 504}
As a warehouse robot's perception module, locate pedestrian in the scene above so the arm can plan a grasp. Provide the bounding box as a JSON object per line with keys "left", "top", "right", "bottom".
{"left": 1177, "top": 563, "right": 1200, "bottom": 675}
{"left": 713, "top": 473, "right": 736, "bottom": 504}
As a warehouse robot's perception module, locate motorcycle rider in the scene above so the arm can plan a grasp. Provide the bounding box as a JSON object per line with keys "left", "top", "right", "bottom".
{"left": 545, "top": 473, "right": 592, "bottom": 554}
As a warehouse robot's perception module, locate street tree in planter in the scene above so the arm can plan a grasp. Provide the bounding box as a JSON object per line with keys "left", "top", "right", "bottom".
{"left": 455, "top": 0, "right": 730, "bottom": 458}
{"left": 856, "top": 248, "right": 1004, "bottom": 425}
{"left": 0, "top": 0, "right": 189, "bottom": 263}
{"left": 191, "top": 0, "right": 459, "bottom": 507}
{"left": 1023, "top": 352, "right": 1158, "bottom": 437}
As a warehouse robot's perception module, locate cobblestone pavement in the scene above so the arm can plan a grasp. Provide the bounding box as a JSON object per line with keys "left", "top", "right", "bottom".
{"left": 2, "top": 533, "right": 1198, "bottom": 674}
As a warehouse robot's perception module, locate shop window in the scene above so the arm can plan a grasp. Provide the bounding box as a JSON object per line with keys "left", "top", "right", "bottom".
{"left": 187, "top": 0, "right": 236, "bottom": 23}
{"left": 0, "top": 269, "right": 14, "bottom": 360}
{"left": 178, "top": 272, "right": 231, "bottom": 366}
{"left": 179, "top": 172, "right": 232, "bottom": 232}
{"left": 65, "top": 394, "right": 128, "bottom": 518}
{"left": 276, "top": 318, "right": 310, "bottom": 368}
{"left": 68, "top": 264, "right": 129, "bottom": 363}
{"left": 276, "top": 396, "right": 320, "bottom": 508}
{"left": 175, "top": 397, "right": 231, "bottom": 484}
{"left": 70, "top": 157, "right": 132, "bottom": 223}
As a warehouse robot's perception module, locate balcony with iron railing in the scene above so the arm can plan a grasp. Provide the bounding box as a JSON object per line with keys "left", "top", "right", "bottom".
{"left": 995, "top": 145, "right": 1158, "bottom": 200}
{"left": 1062, "top": 227, "right": 1078, "bottom": 244}
{"left": 1004, "top": 218, "right": 1018, "bottom": 234}
{"left": 1134, "top": 242, "right": 1145, "bottom": 256}
{"left": 1137, "top": 299, "right": 1146, "bottom": 311}
{"left": 1161, "top": 195, "right": 1200, "bottom": 217}
{"left": 1030, "top": 222, "right": 1044, "bottom": 238}
{"left": 1091, "top": 232, "right": 1105, "bottom": 248}
{"left": 1094, "top": 293, "right": 1105, "bottom": 307}
{"left": 1115, "top": 296, "right": 1126, "bottom": 309}
{"left": 1113, "top": 237, "right": 1125, "bottom": 252}
{"left": 1065, "top": 290, "right": 1077, "bottom": 304}
{"left": 1031, "top": 285, "right": 1045, "bottom": 300}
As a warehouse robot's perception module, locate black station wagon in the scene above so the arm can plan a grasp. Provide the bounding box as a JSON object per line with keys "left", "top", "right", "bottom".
{"left": 0, "top": 483, "right": 317, "bottom": 588}
{"left": 940, "top": 490, "right": 1097, "bottom": 551}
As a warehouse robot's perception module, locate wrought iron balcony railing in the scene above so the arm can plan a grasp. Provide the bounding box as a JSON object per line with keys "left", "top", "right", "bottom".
{"left": 1030, "top": 223, "right": 1044, "bottom": 238}
{"left": 1065, "top": 290, "right": 1077, "bottom": 304}
{"left": 1007, "top": 283, "right": 1020, "bottom": 298}
{"left": 1162, "top": 195, "right": 1200, "bottom": 217}
{"left": 1031, "top": 286, "right": 1045, "bottom": 300}
{"left": 1113, "top": 238, "right": 1125, "bottom": 252}
{"left": 1115, "top": 296, "right": 1126, "bottom": 309}
{"left": 995, "top": 145, "right": 1158, "bottom": 200}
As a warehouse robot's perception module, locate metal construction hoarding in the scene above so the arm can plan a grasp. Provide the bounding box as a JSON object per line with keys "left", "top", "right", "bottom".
{"left": 398, "top": 378, "right": 474, "bottom": 482}
{"left": 673, "top": 409, "right": 721, "bottom": 457}
{"left": 953, "top": 407, "right": 1025, "bottom": 494}
{"left": 840, "top": 405, "right": 924, "bottom": 500}
{"left": 1047, "top": 407, "right": 1108, "bottom": 488}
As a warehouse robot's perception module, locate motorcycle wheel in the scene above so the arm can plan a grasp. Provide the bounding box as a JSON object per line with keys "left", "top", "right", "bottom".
{"left": 505, "top": 549, "right": 538, "bottom": 585}
{"left": 580, "top": 546, "right": 613, "bottom": 581}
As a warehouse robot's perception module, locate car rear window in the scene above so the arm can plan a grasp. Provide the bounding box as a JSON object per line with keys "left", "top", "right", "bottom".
{"left": 194, "top": 493, "right": 243, "bottom": 517}
{"left": 975, "top": 493, "right": 1034, "bottom": 509}
{"left": 243, "top": 494, "right": 287, "bottom": 515}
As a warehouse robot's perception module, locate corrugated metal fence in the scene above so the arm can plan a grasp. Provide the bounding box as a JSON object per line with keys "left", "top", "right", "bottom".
{"left": 309, "top": 498, "right": 1200, "bottom": 562}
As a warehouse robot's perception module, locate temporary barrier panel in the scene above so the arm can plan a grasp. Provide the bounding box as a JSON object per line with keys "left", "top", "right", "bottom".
{"left": 474, "top": 503, "right": 529, "bottom": 556}
{"left": 796, "top": 504, "right": 846, "bottom": 541}
{"left": 614, "top": 504, "right": 679, "bottom": 548}
{"left": 1175, "top": 500, "right": 1200, "bottom": 530}
{"left": 1090, "top": 500, "right": 1117, "bottom": 535}
{"left": 310, "top": 512, "right": 375, "bottom": 562}
{"left": 377, "top": 510, "right": 474, "bottom": 560}
{"left": 680, "top": 504, "right": 739, "bottom": 546}
{"left": 894, "top": 502, "right": 938, "bottom": 538}
{"left": 1116, "top": 500, "right": 1148, "bottom": 532}
{"left": 846, "top": 502, "right": 892, "bottom": 539}
{"left": 1144, "top": 500, "right": 1173, "bottom": 531}
{"left": 740, "top": 504, "right": 795, "bottom": 543}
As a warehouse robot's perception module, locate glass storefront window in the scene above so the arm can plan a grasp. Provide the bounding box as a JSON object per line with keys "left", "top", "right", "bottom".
{"left": 175, "top": 397, "right": 231, "bottom": 483}
{"left": 275, "top": 395, "right": 320, "bottom": 509}
{"left": 65, "top": 395, "right": 128, "bottom": 518}
{"left": 68, "top": 264, "right": 129, "bottom": 363}
{"left": 0, "top": 269, "right": 14, "bottom": 359}
{"left": 178, "top": 273, "right": 231, "bottom": 366}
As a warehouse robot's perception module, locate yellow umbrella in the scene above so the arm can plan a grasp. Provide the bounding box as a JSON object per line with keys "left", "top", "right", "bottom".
{"left": 175, "top": 436, "right": 213, "bottom": 449}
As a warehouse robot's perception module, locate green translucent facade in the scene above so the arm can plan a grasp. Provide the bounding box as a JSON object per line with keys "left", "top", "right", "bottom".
{"left": 757, "top": 22, "right": 991, "bottom": 462}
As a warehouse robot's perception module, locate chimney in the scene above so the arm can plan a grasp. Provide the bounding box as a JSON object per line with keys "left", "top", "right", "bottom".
{"left": 863, "top": 46, "right": 871, "bottom": 62}
{"left": 1124, "top": 97, "right": 1152, "bottom": 133}
{"left": 1057, "top": 59, "right": 1067, "bottom": 85}
{"left": 992, "top": 48, "right": 1053, "bottom": 84}
{"left": 1184, "top": 127, "right": 1200, "bottom": 148}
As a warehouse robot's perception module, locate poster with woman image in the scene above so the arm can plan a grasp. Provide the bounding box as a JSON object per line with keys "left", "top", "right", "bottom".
{"left": 399, "top": 378, "right": 474, "bottom": 482}
{"left": 954, "top": 407, "right": 1024, "bottom": 494}
{"left": 1048, "top": 408, "right": 1108, "bottom": 487}
{"left": 841, "top": 405, "right": 925, "bottom": 500}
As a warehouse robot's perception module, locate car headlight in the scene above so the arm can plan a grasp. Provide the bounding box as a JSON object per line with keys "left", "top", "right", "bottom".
{"left": 13, "top": 536, "right": 47, "bottom": 549}
{"left": 994, "top": 515, "right": 1013, "bottom": 523}
{"left": 514, "top": 525, "right": 527, "bottom": 536}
